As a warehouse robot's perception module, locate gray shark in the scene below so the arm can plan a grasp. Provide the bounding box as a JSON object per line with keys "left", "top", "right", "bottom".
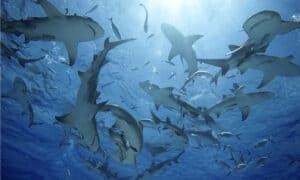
{"left": 100, "top": 104, "right": 143, "bottom": 165}
{"left": 161, "top": 23, "right": 203, "bottom": 75}
{"left": 238, "top": 54, "right": 300, "bottom": 88}
{"left": 2, "top": 77, "right": 43, "bottom": 127}
{"left": 55, "top": 38, "right": 135, "bottom": 152}
{"left": 237, "top": 10, "right": 300, "bottom": 55}
{"left": 1, "top": 0, "right": 104, "bottom": 66}
{"left": 140, "top": 3, "right": 148, "bottom": 33}
{"left": 139, "top": 80, "right": 201, "bottom": 117}
{"left": 136, "top": 150, "right": 185, "bottom": 180}
{"left": 205, "top": 89, "right": 274, "bottom": 121}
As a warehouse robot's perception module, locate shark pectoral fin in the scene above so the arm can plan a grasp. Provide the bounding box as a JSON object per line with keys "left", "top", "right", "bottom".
{"left": 185, "top": 35, "right": 203, "bottom": 45}
{"left": 228, "top": 45, "right": 240, "bottom": 52}
{"left": 257, "top": 73, "right": 275, "bottom": 89}
{"left": 65, "top": 41, "right": 78, "bottom": 66}
{"left": 55, "top": 113, "right": 74, "bottom": 126}
{"left": 168, "top": 46, "right": 180, "bottom": 60}
{"left": 36, "top": 0, "right": 63, "bottom": 17}
{"left": 240, "top": 106, "right": 250, "bottom": 121}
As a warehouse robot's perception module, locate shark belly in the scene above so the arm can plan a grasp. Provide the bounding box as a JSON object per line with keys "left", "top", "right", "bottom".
{"left": 67, "top": 102, "right": 100, "bottom": 152}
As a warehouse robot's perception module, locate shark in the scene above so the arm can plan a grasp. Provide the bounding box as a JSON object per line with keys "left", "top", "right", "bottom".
{"left": 2, "top": 77, "right": 43, "bottom": 127}
{"left": 55, "top": 38, "right": 135, "bottom": 152}
{"left": 161, "top": 23, "right": 203, "bottom": 75}
{"left": 136, "top": 150, "right": 185, "bottom": 180}
{"left": 203, "top": 87, "right": 274, "bottom": 121}
{"left": 1, "top": 0, "right": 104, "bottom": 66}
{"left": 199, "top": 10, "right": 300, "bottom": 84}
{"left": 238, "top": 54, "right": 300, "bottom": 88}
{"left": 235, "top": 10, "right": 300, "bottom": 55}
{"left": 100, "top": 104, "right": 143, "bottom": 165}
{"left": 139, "top": 80, "right": 201, "bottom": 117}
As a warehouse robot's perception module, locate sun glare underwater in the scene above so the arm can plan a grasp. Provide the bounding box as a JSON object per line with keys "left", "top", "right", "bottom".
{"left": 1, "top": 0, "right": 300, "bottom": 179}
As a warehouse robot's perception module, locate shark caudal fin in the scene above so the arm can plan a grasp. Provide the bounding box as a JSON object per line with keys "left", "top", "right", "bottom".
{"left": 201, "top": 59, "right": 229, "bottom": 75}
{"left": 104, "top": 38, "right": 135, "bottom": 51}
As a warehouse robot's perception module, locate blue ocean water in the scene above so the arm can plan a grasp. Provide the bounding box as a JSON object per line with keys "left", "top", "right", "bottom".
{"left": 1, "top": 0, "right": 300, "bottom": 179}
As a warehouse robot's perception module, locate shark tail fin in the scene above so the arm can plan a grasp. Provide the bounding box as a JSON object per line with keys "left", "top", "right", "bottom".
{"left": 104, "top": 38, "right": 135, "bottom": 51}
{"left": 201, "top": 59, "right": 229, "bottom": 75}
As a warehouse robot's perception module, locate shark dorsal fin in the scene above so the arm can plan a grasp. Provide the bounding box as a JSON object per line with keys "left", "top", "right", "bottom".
{"left": 228, "top": 45, "right": 240, "bottom": 51}
{"left": 185, "top": 35, "right": 203, "bottom": 46}
{"left": 37, "top": 0, "right": 63, "bottom": 17}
